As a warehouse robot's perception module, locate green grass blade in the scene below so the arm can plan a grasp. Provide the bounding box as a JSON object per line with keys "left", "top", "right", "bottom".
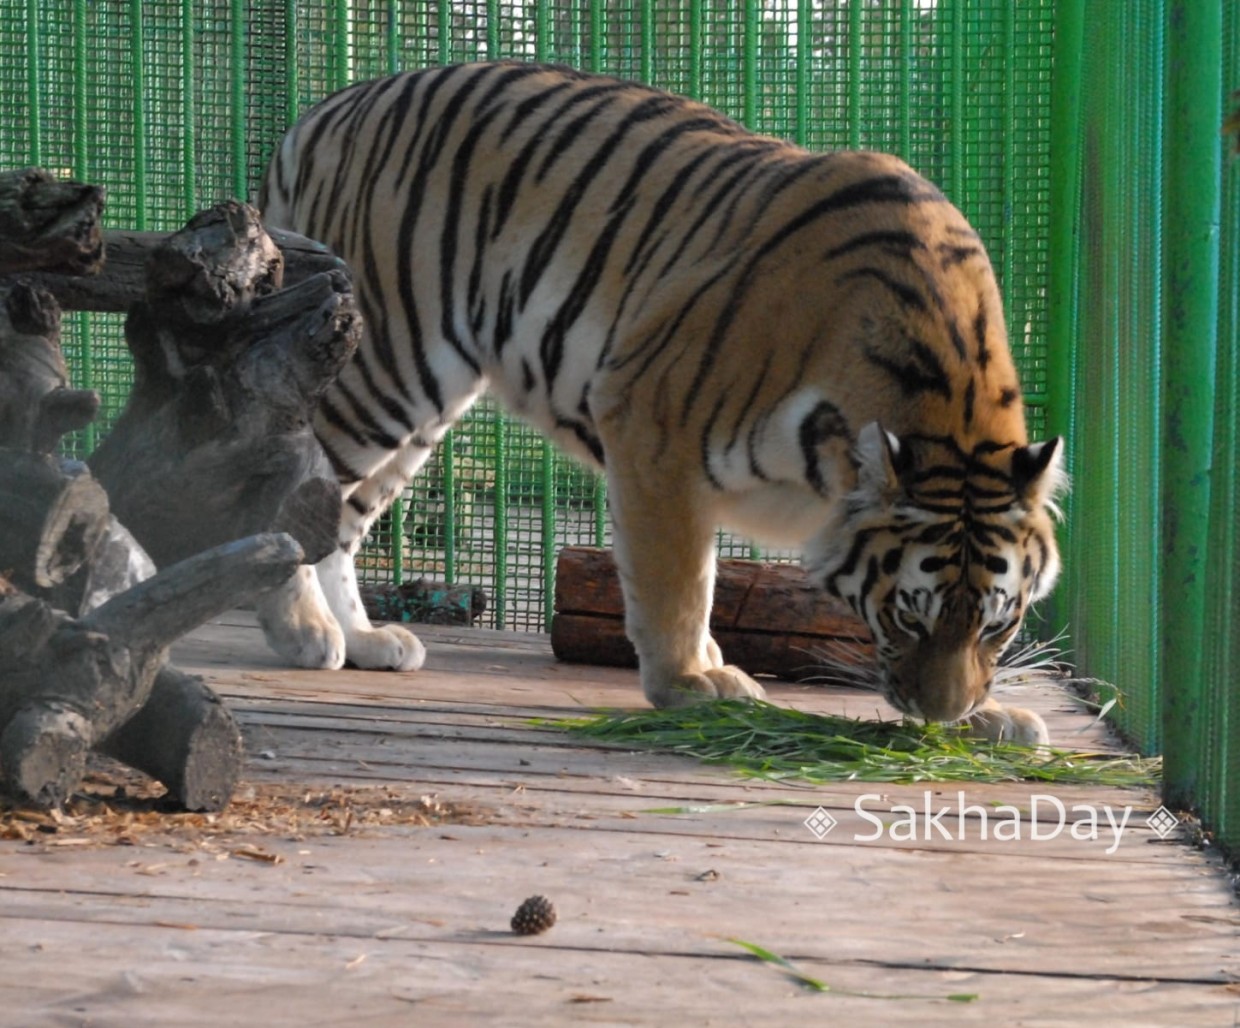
{"left": 550, "top": 701, "right": 1160, "bottom": 788}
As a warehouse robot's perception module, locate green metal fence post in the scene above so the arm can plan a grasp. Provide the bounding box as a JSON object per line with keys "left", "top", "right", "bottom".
{"left": 1161, "top": 0, "right": 1221, "bottom": 806}
{"left": 181, "top": 0, "right": 196, "bottom": 218}
{"left": 230, "top": 0, "right": 247, "bottom": 201}
{"left": 286, "top": 0, "right": 300, "bottom": 123}
{"left": 1046, "top": 0, "right": 1083, "bottom": 631}
{"left": 25, "top": 0, "right": 41, "bottom": 166}
{"left": 73, "top": 0, "right": 94, "bottom": 451}
{"left": 130, "top": 0, "right": 147, "bottom": 229}
{"left": 848, "top": 0, "right": 862, "bottom": 149}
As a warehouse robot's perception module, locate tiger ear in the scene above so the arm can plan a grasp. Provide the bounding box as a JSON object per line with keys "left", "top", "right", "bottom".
{"left": 855, "top": 421, "right": 910, "bottom": 497}
{"left": 1012, "top": 437, "right": 1068, "bottom": 515}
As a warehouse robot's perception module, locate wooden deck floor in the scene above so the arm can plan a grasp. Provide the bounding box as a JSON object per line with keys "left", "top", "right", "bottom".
{"left": 2, "top": 611, "right": 1237, "bottom": 1026}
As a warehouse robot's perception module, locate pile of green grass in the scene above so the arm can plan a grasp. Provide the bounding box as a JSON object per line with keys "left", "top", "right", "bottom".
{"left": 555, "top": 700, "right": 1160, "bottom": 788}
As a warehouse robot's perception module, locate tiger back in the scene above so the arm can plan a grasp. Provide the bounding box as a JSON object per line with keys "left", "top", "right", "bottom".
{"left": 257, "top": 61, "right": 1066, "bottom": 744}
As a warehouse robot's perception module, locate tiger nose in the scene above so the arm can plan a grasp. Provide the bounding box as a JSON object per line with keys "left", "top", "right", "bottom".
{"left": 901, "top": 648, "right": 984, "bottom": 722}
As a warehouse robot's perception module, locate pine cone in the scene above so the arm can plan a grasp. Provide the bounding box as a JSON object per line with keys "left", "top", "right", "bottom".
{"left": 511, "top": 894, "right": 557, "bottom": 935}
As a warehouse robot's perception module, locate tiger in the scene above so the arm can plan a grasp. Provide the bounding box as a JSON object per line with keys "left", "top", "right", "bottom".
{"left": 257, "top": 60, "right": 1067, "bottom": 745}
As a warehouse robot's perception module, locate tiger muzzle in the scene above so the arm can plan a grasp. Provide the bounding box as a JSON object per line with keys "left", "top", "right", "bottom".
{"left": 892, "top": 639, "right": 990, "bottom": 723}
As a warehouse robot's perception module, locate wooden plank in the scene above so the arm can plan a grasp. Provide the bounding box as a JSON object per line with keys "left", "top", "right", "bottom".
{"left": 4, "top": 916, "right": 1236, "bottom": 1026}
{"left": 3, "top": 614, "right": 1234, "bottom": 1027}
{"left": 2, "top": 828, "right": 1235, "bottom": 982}
{"left": 177, "top": 616, "right": 1128, "bottom": 761}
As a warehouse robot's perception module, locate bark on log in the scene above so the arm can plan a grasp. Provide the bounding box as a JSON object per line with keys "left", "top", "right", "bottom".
{"left": 0, "top": 533, "right": 302, "bottom": 808}
{"left": 0, "top": 450, "right": 111, "bottom": 591}
{"left": 98, "top": 666, "right": 243, "bottom": 812}
{"left": 0, "top": 168, "right": 105, "bottom": 277}
{"left": 18, "top": 226, "right": 345, "bottom": 313}
{"left": 0, "top": 282, "right": 100, "bottom": 453}
{"left": 550, "top": 546, "right": 872, "bottom": 681}
{"left": 88, "top": 201, "right": 356, "bottom": 567}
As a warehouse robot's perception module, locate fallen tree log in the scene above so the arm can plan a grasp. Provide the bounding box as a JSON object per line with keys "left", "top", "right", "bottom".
{"left": 88, "top": 201, "right": 356, "bottom": 568}
{"left": 0, "top": 450, "right": 110, "bottom": 591}
{"left": 98, "top": 665, "right": 244, "bottom": 813}
{"left": 0, "top": 168, "right": 105, "bottom": 277}
{"left": 551, "top": 546, "right": 872, "bottom": 681}
{"left": 16, "top": 225, "right": 345, "bottom": 313}
{"left": 0, "top": 533, "right": 302, "bottom": 809}
{"left": 0, "top": 188, "right": 301, "bottom": 813}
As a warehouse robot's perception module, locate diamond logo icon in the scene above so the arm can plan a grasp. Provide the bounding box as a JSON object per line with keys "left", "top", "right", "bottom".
{"left": 1145, "top": 805, "right": 1180, "bottom": 839}
{"left": 804, "top": 806, "right": 839, "bottom": 840}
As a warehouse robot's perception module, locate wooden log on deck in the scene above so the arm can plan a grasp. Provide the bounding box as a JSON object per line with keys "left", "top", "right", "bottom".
{"left": 551, "top": 546, "right": 872, "bottom": 681}
{"left": 98, "top": 665, "right": 243, "bottom": 813}
{"left": 0, "top": 533, "right": 302, "bottom": 809}
{"left": 0, "top": 168, "right": 105, "bottom": 277}
{"left": 88, "top": 201, "right": 357, "bottom": 568}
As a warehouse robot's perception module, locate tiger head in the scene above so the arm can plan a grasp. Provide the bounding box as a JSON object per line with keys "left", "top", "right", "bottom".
{"left": 805, "top": 422, "right": 1066, "bottom": 724}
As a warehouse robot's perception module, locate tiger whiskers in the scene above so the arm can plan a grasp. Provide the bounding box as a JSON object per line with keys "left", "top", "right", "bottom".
{"left": 793, "top": 638, "right": 883, "bottom": 692}
{"left": 991, "top": 630, "right": 1072, "bottom": 689}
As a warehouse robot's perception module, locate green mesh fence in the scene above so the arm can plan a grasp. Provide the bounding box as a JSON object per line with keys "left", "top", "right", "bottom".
{"left": 7, "top": 0, "right": 1239, "bottom": 859}
{"left": 1, "top": 0, "right": 1054, "bottom": 636}
{"left": 1049, "top": 0, "right": 1240, "bottom": 856}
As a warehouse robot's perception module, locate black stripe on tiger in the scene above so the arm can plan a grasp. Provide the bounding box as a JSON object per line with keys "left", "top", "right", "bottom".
{"left": 492, "top": 83, "right": 630, "bottom": 241}
{"left": 680, "top": 171, "right": 950, "bottom": 426}
{"left": 824, "top": 229, "right": 925, "bottom": 263}
{"left": 837, "top": 267, "right": 927, "bottom": 311}
{"left": 862, "top": 338, "right": 953, "bottom": 401}
{"left": 540, "top": 194, "right": 638, "bottom": 384}
{"left": 519, "top": 94, "right": 682, "bottom": 308}
{"left": 799, "top": 401, "right": 851, "bottom": 496}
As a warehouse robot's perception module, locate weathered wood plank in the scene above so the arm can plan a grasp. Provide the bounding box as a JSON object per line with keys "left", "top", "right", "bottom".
{"left": 2, "top": 827, "right": 1235, "bottom": 982}
{"left": 2, "top": 614, "right": 1234, "bottom": 1027}
{"left": 4, "top": 915, "right": 1236, "bottom": 1027}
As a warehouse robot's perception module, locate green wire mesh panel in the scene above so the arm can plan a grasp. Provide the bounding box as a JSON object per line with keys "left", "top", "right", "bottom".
{"left": 1205, "top": 0, "right": 1240, "bottom": 862}
{"left": 2, "top": 0, "right": 1054, "bottom": 634}
{"left": 1063, "top": 3, "right": 1165, "bottom": 749}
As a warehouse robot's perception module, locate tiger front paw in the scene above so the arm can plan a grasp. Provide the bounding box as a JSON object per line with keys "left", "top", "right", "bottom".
{"left": 644, "top": 665, "right": 767, "bottom": 709}
{"left": 345, "top": 623, "right": 427, "bottom": 672}
{"left": 966, "top": 700, "right": 1049, "bottom": 747}
{"left": 255, "top": 570, "right": 347, "bottom": 670}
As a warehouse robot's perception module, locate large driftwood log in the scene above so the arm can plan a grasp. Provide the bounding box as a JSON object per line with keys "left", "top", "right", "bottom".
{"left": 0, "top": 533, "right": 302, "bottom": 809}
{"left": 0, "top": 451, "right": 110, "bottom": 591}
{"left": 0, "top": 216, "right": 296, "bottom": 812}
{"left": 98, "top": 666, "right": 243, "bottom": 812}
{"left": 0, "top": 282, "right": 100, "bottom": 453}
{"left": 88, "top": 201, "right": 356, "bottom": 568}
{"left": 0, "top": 168, "right": 105, "bottom": 277}
{"left": 551, "top": 546, "right": 873, "bottom": 681}
{"left": 18, "top": 226, "right": 345, "bottom": 313}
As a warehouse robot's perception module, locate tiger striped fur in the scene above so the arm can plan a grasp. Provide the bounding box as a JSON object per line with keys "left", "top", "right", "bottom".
{"left": 257, "top": 61, "right": 1066, "bottom": 743}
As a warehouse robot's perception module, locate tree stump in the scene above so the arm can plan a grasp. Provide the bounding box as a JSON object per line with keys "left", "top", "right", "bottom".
{"left": 88, "top": 200, "right": 358, "bottom": 567}
{"left": 551, "top": 546, "right": 873, "bottom": 681}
